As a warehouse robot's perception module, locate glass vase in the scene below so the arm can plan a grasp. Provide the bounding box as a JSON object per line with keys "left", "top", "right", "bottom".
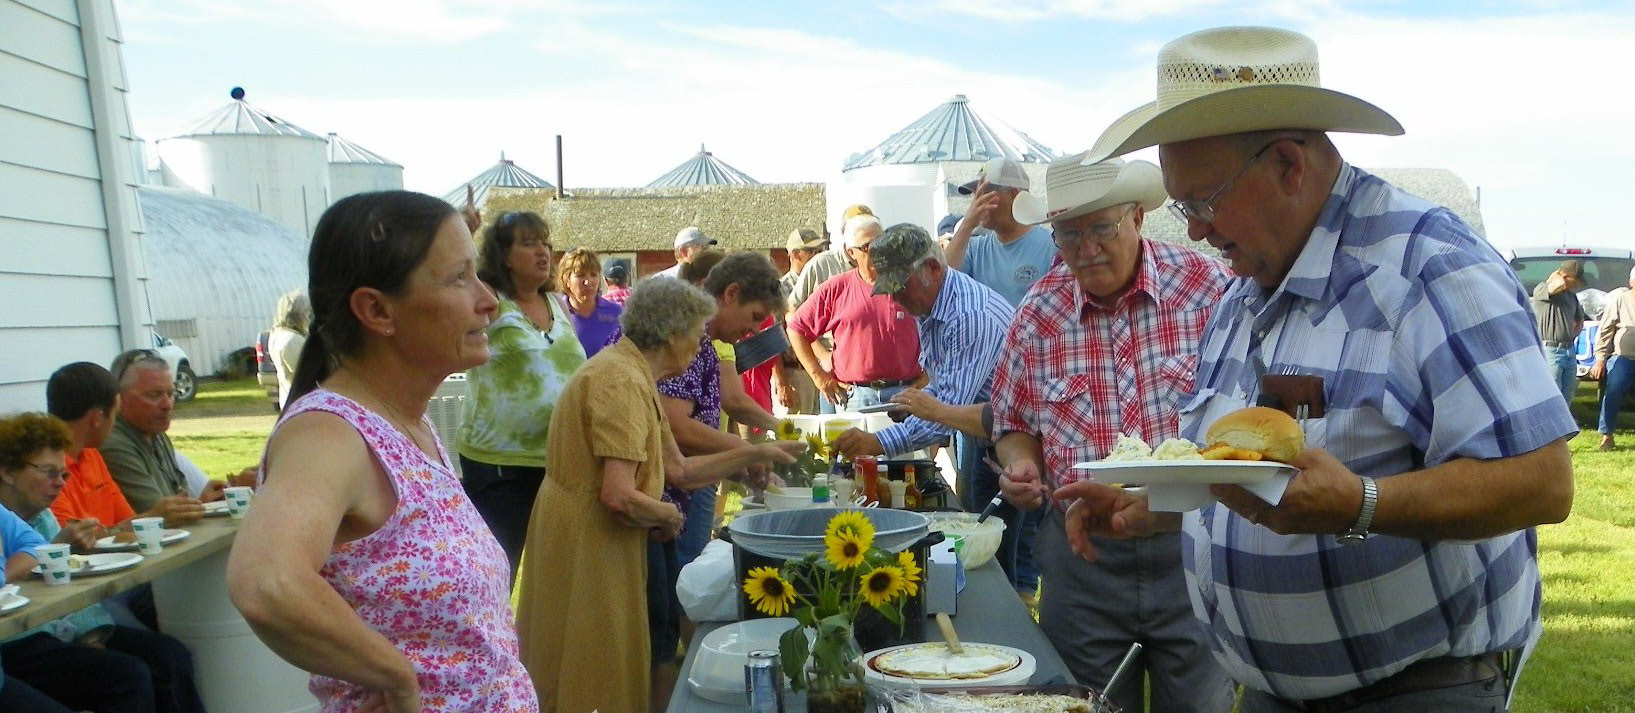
{"left": 806, "top": 626, "right": 867, "bottom": 713}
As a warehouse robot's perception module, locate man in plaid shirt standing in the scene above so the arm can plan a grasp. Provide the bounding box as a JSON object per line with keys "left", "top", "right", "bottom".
{"left": 1049, "top": 27, "right": 1576, "bottom": 712}
{"left": 989, "top": 155, "right": 1235, "bottom": 713}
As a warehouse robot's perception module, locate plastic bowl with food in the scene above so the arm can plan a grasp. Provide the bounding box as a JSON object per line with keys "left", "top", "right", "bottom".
{"left": 925, "top": 512, "right": 1005, "bottom": 569}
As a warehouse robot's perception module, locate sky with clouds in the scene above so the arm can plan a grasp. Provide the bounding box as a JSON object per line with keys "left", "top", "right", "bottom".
{"left": 115, "top": 0, "right": 1633, "bottom": 249}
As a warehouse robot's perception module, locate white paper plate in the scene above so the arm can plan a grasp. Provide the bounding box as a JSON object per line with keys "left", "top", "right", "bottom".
{"left": 203, "top": 500, "right": 232, "bottom": 517}
{"left": 854, "top": 402, "right": 902, "bottom": 414}
{"left": 1070, "top": 460, "right": 1295, "bottom": 485}
{"left": 33, "top": 552, "right": 144, "bottom": 576}
{"left": 0, "top": 591, "right": 27, "bottom": 614}
{"left": 94, "top": 528, "right": 191, "bottom": 552}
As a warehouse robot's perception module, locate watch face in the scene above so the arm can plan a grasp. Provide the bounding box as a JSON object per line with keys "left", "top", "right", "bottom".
{"left": 1338, "top": 532, "right": 1367, "bottom": 546}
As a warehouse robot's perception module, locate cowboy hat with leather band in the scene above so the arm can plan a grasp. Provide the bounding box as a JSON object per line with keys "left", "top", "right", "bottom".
{"left": 1081, "top": 26, "right": 1403, "bottom": 165}
{"left": 1013, "top": 154, "right": 1168, "bottom": 226}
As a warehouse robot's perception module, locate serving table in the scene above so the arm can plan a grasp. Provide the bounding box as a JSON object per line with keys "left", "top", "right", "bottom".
{"left": 667, "top": 560, "right": 1074, "bottom": 712}
{"left": 1, "top": 515, "right": 317, "bottom": 713}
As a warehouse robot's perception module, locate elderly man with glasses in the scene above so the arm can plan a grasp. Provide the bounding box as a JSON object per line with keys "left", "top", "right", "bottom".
{"left": 98, "top": 350, "right": 226, "bottom": 519}
{"left": 1050, "top": 26, "right": 1576, "bottom": 713}
{"left": 987, "top": 155, "right": 1235, "bottom": 713}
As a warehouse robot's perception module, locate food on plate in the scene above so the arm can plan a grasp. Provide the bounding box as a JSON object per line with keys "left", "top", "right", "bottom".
{"left": 871, "top": 643, "right": 1021, "bottom": 680}
{"left": 113, "top": 530, "right": 138, "bottom": 544}
{"left": 892, "top": 692, "right": 1101, "bottom": 713}
{"left": 67, "top": 554, "right": 89, "bottom": 570}
{"left": 1103, "top": 434, "right": 1204, "bottom": 462}
{"left": 1201, "top": 406, "right": 1305, "bottom": 463}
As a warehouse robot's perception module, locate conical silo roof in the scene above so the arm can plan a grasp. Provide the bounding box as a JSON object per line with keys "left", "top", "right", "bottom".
{"left": 442, "top": 154, "right": 555, "bottom": 207}
{"left": 327, "top": 132, "right": 401, "bottom": 166}
{"left": 170, "top": 87, "right": 324, "bottom": 140}
{"left": 843, "top": 94, "right": 1057, "bottom": 171}
{"left": 647, "top": 145, "right": 759, "bottom": 187}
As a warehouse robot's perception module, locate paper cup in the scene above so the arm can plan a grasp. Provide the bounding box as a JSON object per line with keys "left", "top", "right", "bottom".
{"left": 131, "top": 516, "right": 166, "bottom": 555}
{"left": 224, "top": 486, "right": 254, "bottom": 519}
{"left": 37, "top": 543, "right": 71, "bottom": 585}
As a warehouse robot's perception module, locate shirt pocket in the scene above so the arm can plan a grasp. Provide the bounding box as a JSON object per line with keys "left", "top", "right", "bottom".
{"left": 1157, "top": 353, "right": 1198, "bottom": 408}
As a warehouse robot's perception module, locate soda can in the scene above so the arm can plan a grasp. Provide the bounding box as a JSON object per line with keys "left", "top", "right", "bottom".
{"left": 746, "top": 649, "right": 785, "bottom": 713}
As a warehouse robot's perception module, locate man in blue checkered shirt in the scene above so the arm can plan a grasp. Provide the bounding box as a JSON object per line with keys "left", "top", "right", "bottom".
{"left": 1047, "top": 27, "right": 1576, "bottom": 712}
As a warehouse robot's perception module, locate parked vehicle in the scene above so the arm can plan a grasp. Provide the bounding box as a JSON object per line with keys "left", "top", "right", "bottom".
{"left": 1506, "top": 246, "right": 1635, "bottom": 377}
{"left": 254, "top": 330, "right": 280, "bottom": 408}
{"left": 150, "top": 331, "right": 197, "bottom": 402}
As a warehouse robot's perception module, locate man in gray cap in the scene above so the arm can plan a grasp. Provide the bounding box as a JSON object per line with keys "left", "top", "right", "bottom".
{"left": 657, "top": 225, "right": 716, "bottom": 279}
{"left": 1052, "top": 26, "right": 1575, "bottom": 712}
{"left": 991, "top": 154, "right": 1234, "bottom": 713}
{"left": 946, "top": 157, "right": 1058, "bottom": 307}
{"left": 1532, "top": 259, "right": 1587, "bottom": 404}
{"left": 830, "top": 222, "right": 1012, "bottom": 483}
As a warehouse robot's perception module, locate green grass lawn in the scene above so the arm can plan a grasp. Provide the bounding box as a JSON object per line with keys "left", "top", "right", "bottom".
{"left": 169, "top": 378, "right": 1635, "bottom": 710}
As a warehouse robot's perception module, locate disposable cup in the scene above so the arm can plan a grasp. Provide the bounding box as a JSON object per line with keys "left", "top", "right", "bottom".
{"left": 224, "top": 486, "right": 254, "bottom": 519}
{"left": 37, "top": 543, "right": 71, "bottom": 585}
{"left": 131, "top": 516, "right": 165, "bottom": 555}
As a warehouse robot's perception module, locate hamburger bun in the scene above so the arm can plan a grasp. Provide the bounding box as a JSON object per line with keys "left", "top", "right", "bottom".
{"left": 1203, "top": 406, "right": 1305, "bottom": 463}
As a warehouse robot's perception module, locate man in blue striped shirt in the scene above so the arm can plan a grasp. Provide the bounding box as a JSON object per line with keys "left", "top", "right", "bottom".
{"left": 1062, "top": 27, "right": 1577, "bottom": 712}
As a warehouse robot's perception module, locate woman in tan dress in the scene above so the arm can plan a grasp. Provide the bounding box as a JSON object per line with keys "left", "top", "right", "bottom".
{"left": 515, "top": 277, "right": 802, "bottom": 713}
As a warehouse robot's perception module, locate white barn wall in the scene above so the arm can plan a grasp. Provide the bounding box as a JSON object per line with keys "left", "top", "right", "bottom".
{"left": 0, "top": 0, "right": 151, "bottom": 410}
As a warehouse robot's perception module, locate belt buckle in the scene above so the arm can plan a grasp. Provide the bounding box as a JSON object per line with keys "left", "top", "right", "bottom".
{"left": 868, "top": 380, "right": 888, "bottom": 389}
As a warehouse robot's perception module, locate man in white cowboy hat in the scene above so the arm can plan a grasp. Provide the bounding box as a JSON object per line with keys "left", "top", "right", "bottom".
{"left": 1050, "top": 26, "right": 1576, "bottom": 712}
{"left": 656, "top": 225, "right": 716, "bottom": 279}
{"left": 946, "top": 157, "right": 1058, "bottom": 308}
{"left": 990, "top": 153, "right": 1235, "bottom": 713}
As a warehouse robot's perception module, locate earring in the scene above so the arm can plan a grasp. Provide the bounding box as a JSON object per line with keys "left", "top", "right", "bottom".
{"left": 384, "top": 328, "right": 395, "bottom": 336}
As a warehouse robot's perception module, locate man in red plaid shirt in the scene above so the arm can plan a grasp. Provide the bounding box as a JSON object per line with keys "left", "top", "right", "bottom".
{"left": 990, "top": 155, "right": 1234, "bottom": 713}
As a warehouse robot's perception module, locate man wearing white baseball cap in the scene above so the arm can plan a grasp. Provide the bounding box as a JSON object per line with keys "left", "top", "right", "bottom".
{"left": 1052, "top": 26, "right": 1575, "bottom": 712}
{"left": 992, "top": 154, "right": 1234, "bottom": 713}
{"left": 657, "top": 225, "right": 716, "bottom": 279}
{"left": 946, "top": 157, "right": 1058, "bottom": 307}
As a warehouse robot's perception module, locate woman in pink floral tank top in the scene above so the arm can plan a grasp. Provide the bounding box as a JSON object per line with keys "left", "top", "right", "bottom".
{"left": 228, "top": 191, "right": 536, "bottom": 713}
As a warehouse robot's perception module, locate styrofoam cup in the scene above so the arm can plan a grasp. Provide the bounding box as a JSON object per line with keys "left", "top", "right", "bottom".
{"left": 37, "top": 543, "right": 71, "bottom": 585}
{"left": 225, "top": 486, "right": 254, "bottom": 519}
{"left": 131, "top": 516, "right": 165, "bottom": 555}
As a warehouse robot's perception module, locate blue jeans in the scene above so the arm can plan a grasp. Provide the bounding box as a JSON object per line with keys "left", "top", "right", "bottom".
{"left": 1542, "top": 344, "right": 1577, "bottom": 404}
{"left": 675, "top": 484, "right": 717, "bottom": 568}
{"left": 1600, "top": 355, "right": 1635, "bottom": 435}
{"left": 844, "top": 384, "right": 906, "bottom": 411}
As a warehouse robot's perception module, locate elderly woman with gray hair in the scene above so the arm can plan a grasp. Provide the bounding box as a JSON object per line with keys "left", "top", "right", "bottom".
{"left": 269, "top": 289, "right": 312, "bottom": 410}
{"left": 513, "top": 277, "right": 801, "bottom": 713}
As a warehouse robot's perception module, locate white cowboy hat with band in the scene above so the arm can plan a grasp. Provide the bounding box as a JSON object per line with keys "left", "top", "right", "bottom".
{"left": 1082, "top": 26, "right": 1403, "bottom": 164}
{"left": 1013, "top": 154, "right": 1168, "bottom": 226}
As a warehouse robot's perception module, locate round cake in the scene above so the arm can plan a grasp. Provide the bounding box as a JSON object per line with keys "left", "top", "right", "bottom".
{"left": 869, "top": 643, "right": 1023, "bottom": 680}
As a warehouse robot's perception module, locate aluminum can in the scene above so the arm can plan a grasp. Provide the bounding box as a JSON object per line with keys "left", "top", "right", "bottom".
{"left": 745, "top": 649, "right": 785, "bottom": 713}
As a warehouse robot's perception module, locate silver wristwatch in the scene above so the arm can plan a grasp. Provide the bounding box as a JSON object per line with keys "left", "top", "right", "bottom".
{"left": 1338, "top": 476, "right": 1377, "bottom": 546}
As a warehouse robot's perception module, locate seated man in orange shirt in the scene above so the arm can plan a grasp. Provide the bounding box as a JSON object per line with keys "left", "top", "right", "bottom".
{"left": 45, "top": 362, "right": 199, "bottom": 528}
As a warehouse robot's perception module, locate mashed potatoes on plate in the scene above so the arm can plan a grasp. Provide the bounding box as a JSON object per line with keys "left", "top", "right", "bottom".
{"left": 1104, "top": 434, "right": 1202, "bottom": 462}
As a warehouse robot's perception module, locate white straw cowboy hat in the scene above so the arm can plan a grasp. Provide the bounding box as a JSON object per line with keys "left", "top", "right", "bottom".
{"left": 1082, "top": 26, "right": 1403, "bottom": 164}
{"left": 1013, "top": 154, "right": 1167, "bottom": 226}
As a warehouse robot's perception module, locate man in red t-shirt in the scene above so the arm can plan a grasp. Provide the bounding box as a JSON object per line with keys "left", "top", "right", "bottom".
{"left": 788, "top": 217, "right": 924, "bottom": 410}
{"left": 46, "top": 362, "right": 197, "bottom": 527}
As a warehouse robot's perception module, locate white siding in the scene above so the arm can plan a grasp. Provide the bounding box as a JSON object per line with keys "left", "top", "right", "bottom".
{"left": 0, "top": 0, "right": 150, "bottom": 411}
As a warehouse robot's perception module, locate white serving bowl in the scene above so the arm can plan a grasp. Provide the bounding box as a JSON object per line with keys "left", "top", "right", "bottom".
{"left": 687, "top": 618, "right": 811, "bottom": 704}
{"left": 762, "top": 487, "right": 817, "bottom": 511}
{"left": 924, "top": 512, "right": 1006, "bottom": 570}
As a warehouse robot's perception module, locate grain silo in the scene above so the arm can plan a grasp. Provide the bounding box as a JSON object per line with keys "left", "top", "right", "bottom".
{"left": 154, "top": 88, "right": 329, "bottom": 240}
{"left": 327, "top": 132, "right": 403, "bottom": 203}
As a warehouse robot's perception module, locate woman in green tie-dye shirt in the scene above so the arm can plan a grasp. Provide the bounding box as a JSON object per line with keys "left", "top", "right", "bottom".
{"left": 456, "top": 211, "right": 586, "bottom": 581}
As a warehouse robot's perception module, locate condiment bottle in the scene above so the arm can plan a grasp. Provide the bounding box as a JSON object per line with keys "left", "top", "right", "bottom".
{"left": 904, "top": 464, "right": 921, "bottom": 510}
{"left": 856, "top": 456, "right": 880, "bottom": 505}
{"left": 811, "top": 473, "right": 830, "bottom": 505}
{"left": 886, "top": 479, "right": 907, "bottom": 509}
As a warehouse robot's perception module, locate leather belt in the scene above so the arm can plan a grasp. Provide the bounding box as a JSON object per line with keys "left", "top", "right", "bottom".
{"left": 845, "top": 377, "right": 917, "bottom": 389}
{"left": 1277, "top": 653, "right": 1506, "bottom": 713}
{"left": 1542, "top": 340, "right": 1572, "bottom": 349}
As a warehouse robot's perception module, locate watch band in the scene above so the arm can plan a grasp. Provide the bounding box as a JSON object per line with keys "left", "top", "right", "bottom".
{"left": 1339, "top": 476, "right": 1377, "bottom": 545}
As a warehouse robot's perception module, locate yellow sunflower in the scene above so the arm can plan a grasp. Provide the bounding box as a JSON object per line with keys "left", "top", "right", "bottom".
{"left": 824, "top": 511, "right": 875, "bottom": 549}
{"left": 775, "top": 418, "right": 801, "bottom": 441}
{"left": 896, "top": 550, "right": 922, "bottom": 597}
{"left": 825, "top": 531, "right": 868, "bottom": 570}
{"left": 743, "top": 566, "right": 798, "bottom": 617}
{"left": 859, "top": 565, "right": 907, "bottom": 608}
{"left": 805, "top": 433, "right": 829, "bottom": 458}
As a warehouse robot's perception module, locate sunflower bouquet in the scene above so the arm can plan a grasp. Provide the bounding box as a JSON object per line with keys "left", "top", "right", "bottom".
{"left": 742, "top": 510, "right": 921, "bottom": 699}
{"left": 766, "top": 418, "right": 833, "bottom": 488}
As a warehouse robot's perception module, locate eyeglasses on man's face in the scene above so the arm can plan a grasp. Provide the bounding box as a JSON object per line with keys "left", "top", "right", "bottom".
{"left": 1053, "top": 206, "right": 1135, "bottom": 251}
{"left": 1167, "top": 139, "right": 1306, "bottom": 225}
